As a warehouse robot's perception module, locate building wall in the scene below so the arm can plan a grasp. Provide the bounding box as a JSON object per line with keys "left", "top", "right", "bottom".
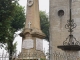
{"left": 49, "top": 0, "right": 80, "bottom": 60}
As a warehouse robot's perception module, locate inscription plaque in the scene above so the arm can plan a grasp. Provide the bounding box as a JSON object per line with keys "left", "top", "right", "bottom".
{"left": 36, "top": 38, "right": 43, "bottom": 51}
{"left": 22, "top": 39, "right": 33, "bottom": 49}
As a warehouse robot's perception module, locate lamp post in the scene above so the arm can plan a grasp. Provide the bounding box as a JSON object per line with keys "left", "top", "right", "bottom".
{"left": 57, "top": 0, "right": 80, "bottom": 51}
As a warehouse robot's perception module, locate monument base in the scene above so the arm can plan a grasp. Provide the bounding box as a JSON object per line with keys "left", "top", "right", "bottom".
{"left": 17, "top": 50, "right": 46, "bottom": 60}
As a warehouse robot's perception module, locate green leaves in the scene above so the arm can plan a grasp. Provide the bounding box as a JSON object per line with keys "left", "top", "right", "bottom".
{"left": 40, "top": 11, "right": 49, "bottom": 41}
{"left": 11, "top": 5, "right": 25, "bottom": 31}
{"left": 0, "top": 0, "right": 17, "bottom": 43}
{"left": 0, "top": 0, "right": 25, "bottom": 59}
{"left": 0, "top": 0, "right": 25, "bottom": 43}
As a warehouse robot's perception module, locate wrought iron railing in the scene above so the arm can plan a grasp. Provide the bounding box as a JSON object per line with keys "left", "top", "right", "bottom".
{"left": 0, "top": 51, "right": 80, "bottom": 60}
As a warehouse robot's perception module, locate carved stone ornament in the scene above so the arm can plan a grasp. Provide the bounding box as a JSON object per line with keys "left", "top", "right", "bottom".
{"left": 27, "top": 0, "right": 34, "bottom": 7}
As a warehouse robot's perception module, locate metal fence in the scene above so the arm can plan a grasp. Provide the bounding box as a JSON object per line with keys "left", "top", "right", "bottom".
{"left": 0, "top": 51, "right": 80, "bottom": 60}
{"left": 0, "top": 52, "right": 17, "bottom": 60}
{"left": 50, "top": 51, "right": 80, "bottom": 60}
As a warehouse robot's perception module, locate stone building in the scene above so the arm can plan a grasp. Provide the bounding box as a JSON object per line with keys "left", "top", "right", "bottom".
{"left": 49, "top": 0, "right": 80, "bottom": 60}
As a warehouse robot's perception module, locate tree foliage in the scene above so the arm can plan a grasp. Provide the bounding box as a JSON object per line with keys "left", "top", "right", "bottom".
{"left": 6, "top": 4, "right": 25, "bottom": 60}
{"left": 0, "top": 0, "right": 25, "bottom": 59}
{"left": 40, "top": 11, "right": 49, "bottom": 41}
{"left": 0, "top": 0, "right": 18, "bottom": 43}
{"left": 11, "top": 5, "right": 25, "bottom": 31}
{"left": 0, "top": 0, "right": 25, "bottom": 43}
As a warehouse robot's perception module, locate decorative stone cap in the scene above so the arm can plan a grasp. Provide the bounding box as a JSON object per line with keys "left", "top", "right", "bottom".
{"left": 20, "top": 28, "right": 46, "bottom": 39}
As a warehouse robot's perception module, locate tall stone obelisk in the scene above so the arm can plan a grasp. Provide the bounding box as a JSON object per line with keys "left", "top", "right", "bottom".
{"left": 18, "top": 0, "right": 45, "bottom": 60}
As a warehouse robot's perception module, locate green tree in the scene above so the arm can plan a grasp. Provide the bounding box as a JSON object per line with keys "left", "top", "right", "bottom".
{"left": 40, "top": 11, "right": 49, "bottom": 41}
{"left": 11, "top": 5, "right": 25, "bottom": 31}
{"left": 0, "top": 0, "right": 25, "bottom": 60}
{"left": 0, "top": 0, "right": 18, "bottom": 59}
{"left": 6, "top": 4, "right": 25, "bottom": 60}
{"left": 0, "top": 0, "right": 16, "bottom": 43}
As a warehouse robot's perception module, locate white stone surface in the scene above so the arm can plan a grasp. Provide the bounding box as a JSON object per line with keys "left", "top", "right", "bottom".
{"left": 36, "top": 38, "right": 43, "bottom": 51}
{"left": 22, "top": 39, "right": 34, "bottom": 49}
